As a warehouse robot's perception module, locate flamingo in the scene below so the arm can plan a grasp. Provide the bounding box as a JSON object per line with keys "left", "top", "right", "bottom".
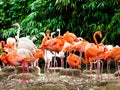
{"left": 50, "top": 29, "right": 66, "bottom": 68}
{"left": 40, "top": 30, "right": 57, "bottom": 73}
{"left": 104, "top": 46, "right": 120, "bottom": 74}
{"left": 0, "top": 51, "right": 25, "bottom": 80}
{"left": 43, "top": 36, "right": 64, "bottom": 69}
{"left": 69, "top": 39, "right": 89, "bottom": 69}
{"left": 11, "top": 23, "right": 40, "bottom": 68}
{"left": 67, "top": 53, "right": 80, "bottom": 68}
{"left": 0, "top": 48, "right": 43, "bottom": 83}
{"left": 66, "top": 53, "right": 81, "bottom": 78}
{"left": 63, "top": 31, "right": 79, "bottom": 44}
{"left": 0, "top": 41, "right": 5, "bottom": 67}
{"left": 42, "top": 31, "right": 65, "bottom": 75}
{"left": 104, "top": 45, "right": 113, "bottom": 74}
{"left": 11, "top": 23, "right": 42, "bottom": 83}
{"left": 84, "top": 31, "right": 107, "bottom": 79}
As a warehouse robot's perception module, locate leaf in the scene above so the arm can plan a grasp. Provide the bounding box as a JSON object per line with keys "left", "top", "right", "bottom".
{"left": 117, "top": 26, "right": 120, "bottom": 34}
{"left": 101, "top": 32, "right": 108, "bottom": 43}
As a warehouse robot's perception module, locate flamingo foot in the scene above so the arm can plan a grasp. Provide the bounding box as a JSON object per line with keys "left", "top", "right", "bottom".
{"left": 26, "top": 78, "right": 30, "bottom": 83}
{"left": 21, "top": 78, "right": 30, "bottom": 84}
{"left": 21, "top": 79, "right": 27, "bottom": 84}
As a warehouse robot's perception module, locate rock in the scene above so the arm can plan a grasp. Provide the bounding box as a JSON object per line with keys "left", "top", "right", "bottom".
{"left": 2, "top": 66, "right": 15, "bottom": 74}
{"left": 0, "top": 71, "right": 8, "bottom": 80}
{"left": 48, "top": 67, "right": 64, "bottom": 73}
{"left": 2, "top": 66, "right": 39, "bottom": 76}
{"left": 60, "top": 68, "right": 81, "bottom": 77}
{"left": 82, "top": 70, "right": 97, "bottom": 74}
{"left": 104, "top": 83, "right": 120, "bottom": 90}
{"left": 40, "top": 84, "right": 68, "bottom": 90}
{"left": 17, "top": 73, "right": 36, "bottom": 80}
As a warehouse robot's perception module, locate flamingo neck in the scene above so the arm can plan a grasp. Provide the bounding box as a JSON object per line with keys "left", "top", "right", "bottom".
{"left": 93, "top": 31, "right": 102, "bottom": 48}
{"left": 80, "top": 57, "right": 89, "bottom": 64}
{"left": 17, "top": 24, "right": 20, "bottom": 39}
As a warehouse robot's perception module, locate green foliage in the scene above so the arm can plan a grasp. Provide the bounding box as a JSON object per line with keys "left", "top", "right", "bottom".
{"left": 0, "top": 0, "right": 120, "bottom": 45}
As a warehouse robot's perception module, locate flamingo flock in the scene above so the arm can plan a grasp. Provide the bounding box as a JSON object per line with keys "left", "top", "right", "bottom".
{"left": 0, "top": 23, "right": 120, "bottom": 84}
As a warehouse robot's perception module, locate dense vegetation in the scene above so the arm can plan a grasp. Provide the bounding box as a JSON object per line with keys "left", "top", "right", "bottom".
{"left": 0, "top": 0, "right": 120, "bottom": 46}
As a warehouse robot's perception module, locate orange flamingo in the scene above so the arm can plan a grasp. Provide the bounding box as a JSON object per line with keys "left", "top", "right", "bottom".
{"left": 0, "top": 51, "right": 24, "bottom": 66}
{"left": 0, "top": 51, "right": 25, "bottom": 80}
{"left": 40, "top": 30, "right": 52, "bottom": 48}
{"left": 104, "top": 47, "right": 120, "bottom": 61}
{"left": 0, "top": 41, "right": 5, "bottom": 67}
{"left": 104, "top": 45, "right": 113, "bottom": 74}
{"left": 68, "top": 39, "right": 89, "bottom": 69}
{"left": 41, "top": 30, "right": 66, "bottom": 75}
{"left": 69, "top": 39, "right": 89, "bottom": 53}
{"left": 43, "top": 35, "right": 64, "bottom": 52}
{"left": 66, "top": 53, "right": 85, "bottom": 78}
{"left": 40, "top": 30, "right": 57, "bottom": 74}
{"left": 104, "top": 46, "right": 120, "bottom": 77}
{"left": 63, "top": 31, "right": 79, "bottom": 44}
{"left": 44, "top": 36, "right": 64, "bottom": 69}
{"left": 84, "top": 31, "right": 107, "bottom": 79}
{"left": 50, "top": 29, "right": 66, "bottom": 68}
{"left": 67, "top": 53, "right": 80, "bottom": 68}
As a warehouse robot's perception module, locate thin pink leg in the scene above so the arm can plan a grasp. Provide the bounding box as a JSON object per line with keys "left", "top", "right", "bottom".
{"left": 21, "top": 62, "right": 29, "bottom": 84}
{"left": 21, "top": 62, "right": 26, "bottom": 84}
{"left": 61, "top": 58, "right": 64, "bottom": 67}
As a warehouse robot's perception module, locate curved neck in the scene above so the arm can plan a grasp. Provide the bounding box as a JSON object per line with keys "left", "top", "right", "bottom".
{"left": 57, "top": 29, "right": 60, "bottom": 36}
{"left": 80, "top": 57, "right": 89, "bottom": 64}
{"left": 93, "top": 31, "right": 102, "bottom": 48}
{"left": 17, "top": 24, "right": 20, "bottom": 39}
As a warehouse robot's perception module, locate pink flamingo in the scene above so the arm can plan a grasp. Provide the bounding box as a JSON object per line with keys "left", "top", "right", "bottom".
{"left": 84, "top": 31, "right": 107, "bottom": 79}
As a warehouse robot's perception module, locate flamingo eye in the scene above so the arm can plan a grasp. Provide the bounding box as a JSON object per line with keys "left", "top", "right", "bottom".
{"left": 47, "top": 37, "right": 50, "bottom": 40}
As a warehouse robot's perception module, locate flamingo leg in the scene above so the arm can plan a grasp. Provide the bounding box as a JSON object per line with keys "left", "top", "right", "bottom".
{"left": 118, "top": 61, "right": 120, "bottom": 78}
{"left": 14, "top": 66, "right": 17, "bottom": 78}
{"left": 65, "top": 52, "right": 69, "bottom": 69}
{"left": 100, "top": 60, "right": 103, "bottom": 80}
{"left": 55, "top": 59, "right": 58, "bottom": 67}
{"left": 44, "top": 60, "right": 51, "bottom": 82}
{"left": 21, "top": 62, "right": 26, "bottom": 84}
{"left": 90, "top": 62, "right": 93, "bottom": 78}
{"left": 61, "top": 58, "right": 64, "bottom": 67}
{"left": 107, "top": 60, "right": 111, "bottom": 79}
{"left": 21, "top": 62, "right": 29, "bottom": 84}
{"left": 44, "top": 61, "right": 48, "bottom": 73}
{"left": 79, "top": 52, "right": 82, "bottom": 69}
{"left": 65, "top": 52, "right": 70, "bottom": 76}
{"left": 53, "top": 52, "right": 57, "bottom": 73}
{"left": 96, "top": 60, "right": 101, "bottom": 80}
{"left": 71, "top": 67, "right": 75, "bottom": 79}
{"left": 27, "top": 64, "right": 30, "bottom": 83}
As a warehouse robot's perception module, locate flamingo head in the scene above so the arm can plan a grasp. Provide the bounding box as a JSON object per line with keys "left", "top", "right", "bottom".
{"left": 32, "top": 36, "right": 37, "bottom": 41}
{"left": 46, "top": 29, "right": 50, "bottom": 36}
{"left": 11, "top": 23, "right": 19, "bottom": 26}
{"left": 97, "top": 31, "right": 102, "bottom": 38}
